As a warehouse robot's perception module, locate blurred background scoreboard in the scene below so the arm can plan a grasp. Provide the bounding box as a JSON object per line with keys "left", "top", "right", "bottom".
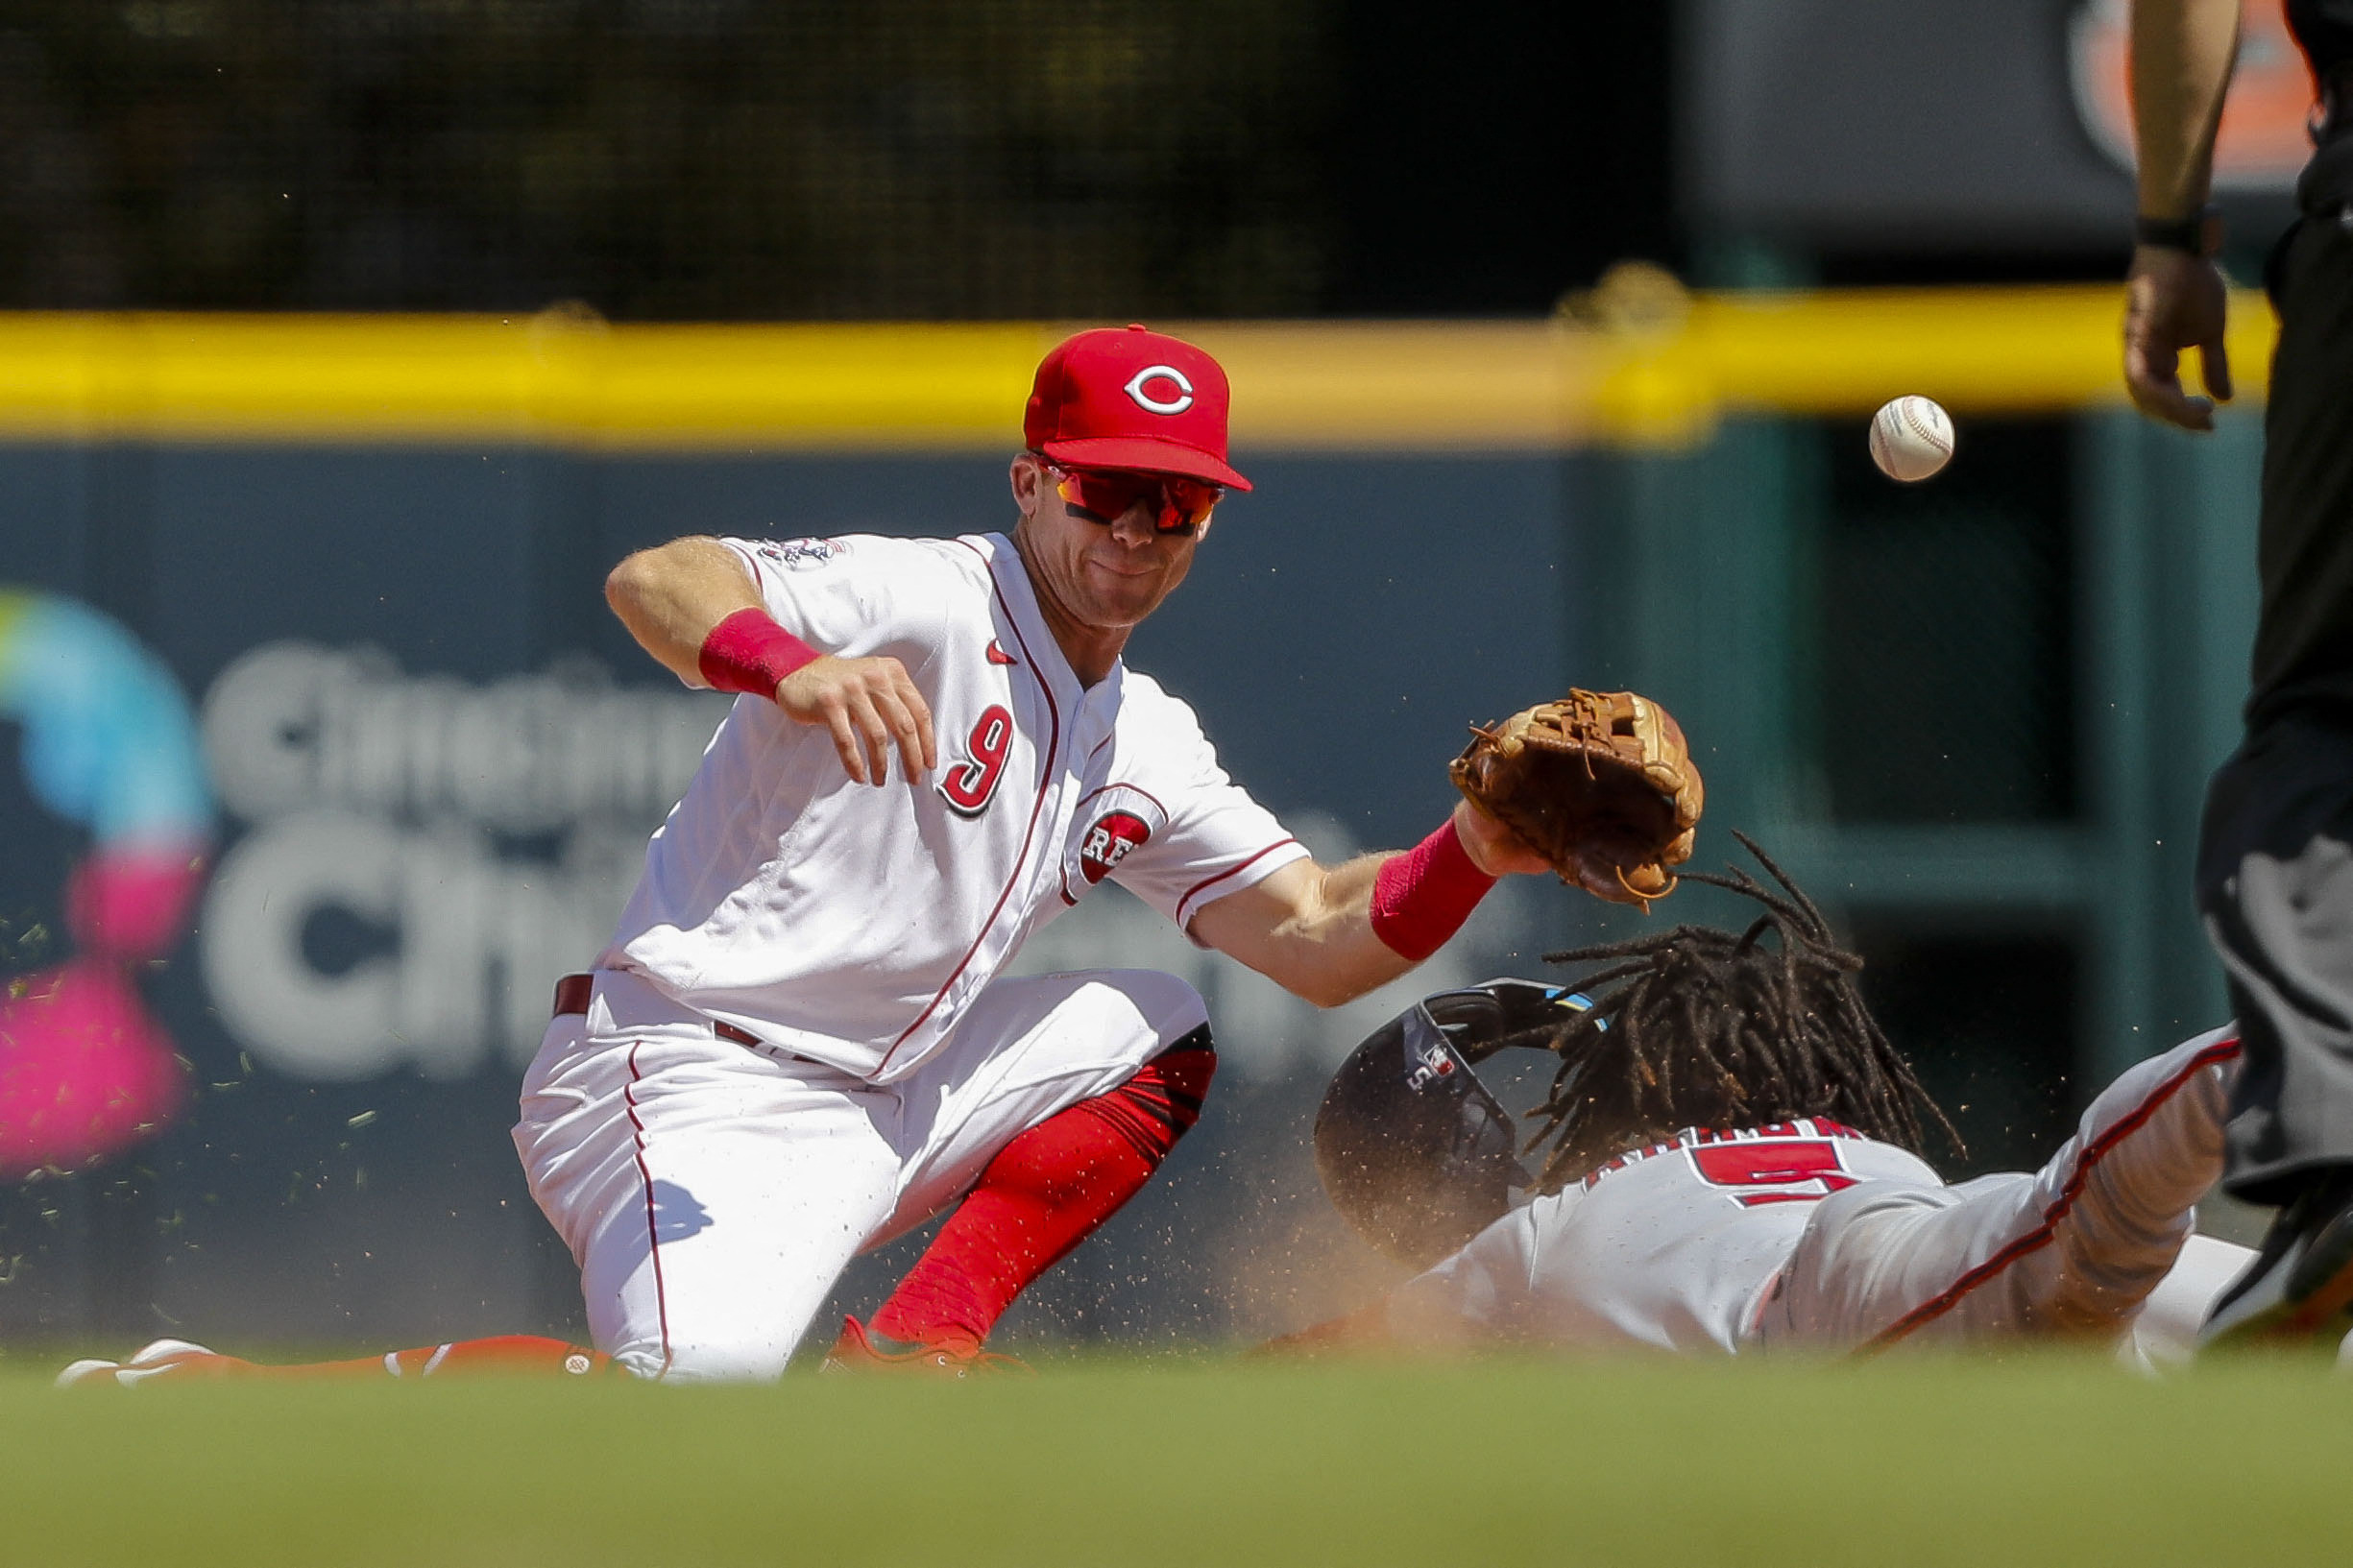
{"left": 0, "top": 0, "right": 2304, "bottom": 1354}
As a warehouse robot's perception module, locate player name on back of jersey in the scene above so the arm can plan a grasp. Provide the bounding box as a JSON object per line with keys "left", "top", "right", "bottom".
{"left": 1578, "top": 1118, "right": 1867, "bottom": 1192}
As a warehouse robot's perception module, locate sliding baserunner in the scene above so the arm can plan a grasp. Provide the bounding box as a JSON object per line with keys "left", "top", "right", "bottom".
{"left": 1289, "top": 841, "right": 2254, "bottom": 1368}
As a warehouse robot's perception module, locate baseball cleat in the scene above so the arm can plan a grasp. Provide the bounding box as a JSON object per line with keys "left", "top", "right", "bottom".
{"left": 819, "top": 1315, "right": 1031, "bottom": 1379}
{"left": 55, "top": 1339, "right": 244, "bottom": 1387}
{"left": 2202, "top": 1168, "right": 2353, "bottom": 1349}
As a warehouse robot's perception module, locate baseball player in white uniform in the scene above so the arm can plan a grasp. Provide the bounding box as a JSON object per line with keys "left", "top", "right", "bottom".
{"left": 1291, "top": 846, "right": 2259, "bottom": 1370}
{"left": 62, "top": 325, "right": 1570, "bottom": 1387}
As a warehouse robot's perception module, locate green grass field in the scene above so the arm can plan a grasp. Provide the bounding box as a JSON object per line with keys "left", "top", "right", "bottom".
{"left": 7, "top": 1352, "right": 2349, "bottom": 1566}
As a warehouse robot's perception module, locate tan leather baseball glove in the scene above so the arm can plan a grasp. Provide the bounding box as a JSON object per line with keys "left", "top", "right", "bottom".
{"left": 1448, "top": 689, "right": 1703, "bottom": 908}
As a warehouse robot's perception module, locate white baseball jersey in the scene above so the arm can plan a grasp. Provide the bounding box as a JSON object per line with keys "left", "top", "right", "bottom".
{"left": 599, "top": 531, "right": 1308, "bottom": 1083}
{"left": 1387, "top": 1027, "right": 2246, "bottom": 1358}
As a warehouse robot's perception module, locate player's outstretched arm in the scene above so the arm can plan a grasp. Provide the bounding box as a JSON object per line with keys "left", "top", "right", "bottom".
{"left": 1255, "top": 1214, "right": 1525, "bottom": 1359}
{"left": 1251, "top": 1301, "right": 1398, "bottom": 1360}
{"left": 605, "top": 536, "right": 935, "bottom": 785}
{"left": 1188, "top": 801, "right": 1547, "bottom": 1008}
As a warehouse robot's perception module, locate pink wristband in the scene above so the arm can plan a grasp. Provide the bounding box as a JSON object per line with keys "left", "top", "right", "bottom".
{"left": 1370, "top": 817, "right": 1496, "bottom": 961}
{"left": 697, "top": 608, "right": 822, "bottom": 697}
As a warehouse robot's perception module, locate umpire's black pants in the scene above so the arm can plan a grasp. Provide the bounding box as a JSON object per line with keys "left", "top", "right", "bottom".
{"left": 2198, "top": 207, "right": 2353, "bottom": 1205}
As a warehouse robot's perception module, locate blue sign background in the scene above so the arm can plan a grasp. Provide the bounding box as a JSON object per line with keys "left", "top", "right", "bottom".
{"left": 0, "top": 442, "right": 1588, "bottom": 1354}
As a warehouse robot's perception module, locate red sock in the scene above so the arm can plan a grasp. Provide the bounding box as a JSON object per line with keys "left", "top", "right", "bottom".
{"left": 870, "top": 1038, "right": 1215, "bottom": 1350}
{"left": 252, "top": 1336, "right": 610, "bottom": 1380}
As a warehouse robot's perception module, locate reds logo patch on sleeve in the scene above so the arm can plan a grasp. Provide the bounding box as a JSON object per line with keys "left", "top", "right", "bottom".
{"left": 1079, "top": 810, "right": 1152, "bottom": 883}
{"left": 1060, "top": 786, "right": 1168, "bottom": 902}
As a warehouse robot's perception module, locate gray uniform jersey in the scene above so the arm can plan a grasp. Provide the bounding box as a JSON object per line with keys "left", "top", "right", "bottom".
{"left": 1387, "top": 1027, "right": 2248, "bottom": 1359}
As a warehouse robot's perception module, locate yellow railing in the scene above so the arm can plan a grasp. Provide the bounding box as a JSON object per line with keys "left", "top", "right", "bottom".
{"left": 0, "top": 286, "right": 2275, "bottom": 453}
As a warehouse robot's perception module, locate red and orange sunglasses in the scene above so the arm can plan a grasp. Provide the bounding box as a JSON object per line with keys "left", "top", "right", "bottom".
{"left": 1035, "top": 456, "right": 1222, "bottom": 537}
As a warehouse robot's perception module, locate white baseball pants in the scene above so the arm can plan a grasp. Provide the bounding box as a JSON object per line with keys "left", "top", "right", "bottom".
{"left": 1753, "top": 1025, "right": 2247, "bottom": 1355}
{"left": 513, "top": 967, "right": 1208, "bottom": 1382}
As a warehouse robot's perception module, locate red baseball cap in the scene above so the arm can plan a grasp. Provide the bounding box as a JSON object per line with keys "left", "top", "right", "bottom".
{"left": 1023, "top": 325, "right": 1252, "bottom": 492}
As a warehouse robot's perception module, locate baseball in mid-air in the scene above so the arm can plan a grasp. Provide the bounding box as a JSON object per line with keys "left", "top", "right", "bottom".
{"left": 1868, "top": 396, "right": 1955, "bottom": 483}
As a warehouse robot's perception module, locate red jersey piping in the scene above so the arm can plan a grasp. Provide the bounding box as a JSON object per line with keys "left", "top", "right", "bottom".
{"left": 1175, "top": 837, "right": 1303, "bottom": 926}
{"left": 621, "top": 1043, "right": 674, "bottom": 1377}
{"left": 1076, "top": 781, "right": 1170, "bottom": 817}
{"left": 880, "top": 543, "right": 1061, "bottom": 1072}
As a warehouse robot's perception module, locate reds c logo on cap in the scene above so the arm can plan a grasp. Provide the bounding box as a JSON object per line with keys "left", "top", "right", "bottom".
{"left": 1123, "top": 365, "right": 1196, "bottom": 417}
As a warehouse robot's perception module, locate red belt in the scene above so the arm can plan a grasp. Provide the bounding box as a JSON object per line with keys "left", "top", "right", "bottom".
{"left": 551, "top": 972, "right": 763, "bottom": 1049}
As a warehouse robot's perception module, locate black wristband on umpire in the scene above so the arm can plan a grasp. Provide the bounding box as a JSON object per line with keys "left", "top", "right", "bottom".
{"left": 2134, "top": 208, "right": 2220, "bottom": 255}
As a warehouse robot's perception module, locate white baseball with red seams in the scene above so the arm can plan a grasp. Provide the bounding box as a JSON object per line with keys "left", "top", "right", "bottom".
{"left": 1382, "top": 1026, "right": 2250, "bottom": 1365}
{"left": 1868, "top": 395, "right": 1955, "bottom": 482}
{"left": 516, "top": 529, "right": 1307, "bottom": 1379}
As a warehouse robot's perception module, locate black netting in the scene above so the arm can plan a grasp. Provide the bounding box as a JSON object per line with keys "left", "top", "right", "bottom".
{"left": 0, "top": 0, "right": 1337, "bottom": 317}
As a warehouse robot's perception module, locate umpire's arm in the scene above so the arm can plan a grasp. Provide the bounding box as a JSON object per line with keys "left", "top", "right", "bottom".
{"left": 2123, "top": 0, "right": 2242, "bottom": 431}
{"left": 1188, "top": 800, "right": 1547, "bottom": 1007}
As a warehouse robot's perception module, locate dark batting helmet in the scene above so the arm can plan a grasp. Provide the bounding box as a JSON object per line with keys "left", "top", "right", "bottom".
{"left": 1313, "top": 978, "right": 1594, "bottom": 1269}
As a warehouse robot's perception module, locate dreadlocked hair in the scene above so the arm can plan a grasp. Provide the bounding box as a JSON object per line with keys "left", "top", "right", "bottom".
{"left": 1510, "top": 832, "right": 1962, "bottom": 1193}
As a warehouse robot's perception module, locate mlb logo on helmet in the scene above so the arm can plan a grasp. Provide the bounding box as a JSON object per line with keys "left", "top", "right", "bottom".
{"left": 1404, "top": 1044, "right": 1459, "bottom": 1094}
{"left": 1025, "top": 325, "right": 1253, "bottom": 492}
